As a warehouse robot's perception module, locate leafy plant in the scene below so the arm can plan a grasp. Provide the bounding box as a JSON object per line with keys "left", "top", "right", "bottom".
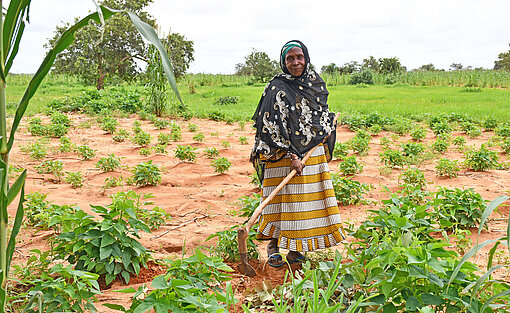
{"left": 153, "top": 118, "right": 169, "bottom": 130}
{"left": 52, "top": 196, "right": 152, "bottom": 285}
{"left": 76, "top": 145, "right": 96, "bottom": 160}
{"left": 333, "top": 142, "right": 349, "bottom": 160}
{"left": 221, "top": 140, "right": 231, "bottom": 149}
{"left": 99, "top": 115, "right": 118, "bottom": 134}
{"left": 187, "top": 123, "right": 198, "bottom": 132}
{"left": 153, "top": 143, "right": 168, "bottom": 154}
{"left": 27, "top": 117, "right": 47, "bottom": 136}
{"left": 193, "top": 132, "right": 205, "bottom": 142}
{"left": 494, "top": 123, "right": 510, "bottom": 138}
{"left": 410, "top": 125, "right": 427, "bottom": 141}
{"left": 433, "top": 187, "right": 486, "bottom": 229}
{"left": 207, "top": 226, "right": 259, "bottom": 262}
{"left": 35, "top": 159, "right": 64, "bottom": 182}
{"left": 46, "top": 122, "right": 69, "bottom": 138}
{"left": 131, "top": 161, "right": 161, "bottom": 186}
{"left": 95, "top": 154, "right": 122, "bottom": 172}
{"left": 212, "top": 157, "right": 231, "bottom": 174}
{"left": 463, "top": 144, "right": 499, "bottom": 171}
{"left": 502, "top": 137, "right": 510, "bottom": 154}
{"left": 65, "top": 171, "right": 84, "bottom": 188}
{"left": 214, "top": 96, "right": 239, "bottom": 105}
{"left": 330, "top": 173, "right": 371, "bottom": 205}
{"left": 157, "top": 132, "right": 172, "bottom": 145}
{"left": 113, "top": 129, "right": 130, "bottom": 142}
{"left": 435, "top": 158, "right": 460, "bottom": 178}
{"left": 379, "top": 148, "right": 407, "bottom": 168}
{"left": 430, "top": 120, "right": 453, "bottom": 136}
{"left": 132, "top": 130, "right": 152, "bottom": 147}
{"left": 239, "top": 136, "right": 249, "bottom": 145}
{"left": 106, "top": 250, "right": 235, "bottom": 313}
{"left": 337, "top": 156, "right": 363, "bottom": 176}
{"left": 452, "top": 135, "right": 466, "bottom": 149}
{"left": 431, "top": 138, "right": 450, "bottom": 153}
{"left": 399, "top": 167, "right": 427, "bottom": 190}
{"left": 21, "top": 139, "right": 48, "bottom": 160}
{"left": 56, "top": 136, "right": 75, "bottom": 153}
{"left": 14, "top": 263, "right": 100, "bottom": 313}
{"left": 139, "top": 147, "right": 152, "bottom": 156}
{"left": 174, "top": 145, "right": 198, "bottom": 162}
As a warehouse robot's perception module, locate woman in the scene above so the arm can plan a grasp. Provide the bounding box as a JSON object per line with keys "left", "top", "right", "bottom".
{"left": 250, "top": 40, "right": 345, "bottom": 267}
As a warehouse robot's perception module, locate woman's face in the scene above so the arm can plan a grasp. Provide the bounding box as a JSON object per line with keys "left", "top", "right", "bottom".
{"left": 285, "top": 47, "right": 305, "bottom": 77}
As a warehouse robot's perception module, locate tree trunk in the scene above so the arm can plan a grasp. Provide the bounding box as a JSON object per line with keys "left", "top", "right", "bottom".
{"left": 97, "top": 53, "right": 105, "bottom": 90}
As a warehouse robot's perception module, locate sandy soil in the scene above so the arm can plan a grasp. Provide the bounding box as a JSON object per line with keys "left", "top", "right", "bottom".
{"left": 8, "top": 113, "right": 510, "bottom": 311}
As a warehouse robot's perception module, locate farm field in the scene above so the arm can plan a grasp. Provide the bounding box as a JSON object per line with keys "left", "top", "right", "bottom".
{"left": 9, "top": 100, "right": 510, "bottom": 311}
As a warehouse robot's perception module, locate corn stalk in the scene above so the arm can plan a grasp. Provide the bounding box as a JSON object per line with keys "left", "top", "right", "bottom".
{"left": 0, "top": 1, "right": 182, "bottom": 310}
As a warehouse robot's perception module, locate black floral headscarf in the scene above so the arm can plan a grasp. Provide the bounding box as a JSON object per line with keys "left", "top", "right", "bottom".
{"left": 250, "top": 40, "right": 337, "bottom": 179}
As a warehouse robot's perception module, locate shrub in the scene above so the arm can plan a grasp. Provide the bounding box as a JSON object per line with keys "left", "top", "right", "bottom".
{"left": 349, "top": 70, "right": 374, "bottom": 85}
{"left": 214, "top": 96, "right": 239, "bottom": 105}
{"left": 174, "top": 145, "right": 198, "bottom": 162}
{"left": 131, "top": 161, "right": 161, "bottom": 186}
{"left": 212, "top": 157, "right": 231, "bottom": 173}
{"left": 435, "top": 158, "right": 460, "bottom": 178}
{"left": 463, "top": 145, "right": 499, "bottom": 171}
{"left": 95, "top": 154, "right": 122, "bottom": 172}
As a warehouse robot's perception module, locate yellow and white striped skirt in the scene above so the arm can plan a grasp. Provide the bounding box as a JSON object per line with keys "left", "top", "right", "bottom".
{"left": 256, "top": 143, "right": 345, "bottom": 252}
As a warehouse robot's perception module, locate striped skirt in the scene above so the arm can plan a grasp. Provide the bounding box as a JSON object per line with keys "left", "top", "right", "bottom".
{"left": 256, "top": 144, "right": 345, "bottom": 252}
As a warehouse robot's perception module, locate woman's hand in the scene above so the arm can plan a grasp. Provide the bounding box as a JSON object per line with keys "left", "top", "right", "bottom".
{"left": 290, "top": 158, "right": 305, "bottom": 175}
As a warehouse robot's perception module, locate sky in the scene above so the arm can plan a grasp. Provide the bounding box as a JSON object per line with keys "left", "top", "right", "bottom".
{"left": 9, "top": 0, "right": 510, "bottom": 74}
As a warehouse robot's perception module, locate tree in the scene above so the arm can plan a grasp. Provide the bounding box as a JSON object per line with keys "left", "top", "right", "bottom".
{"left": 162, "top": 33, "right": 194, "bottom": 79}
{"left": 235, "top": 49, "right": 278, "bottom": 82}
{"left": 362, "top": 56, "right": 379, "bottom": 72}
{"left": 379, "top": 57, "right": 404, "bottom": 74}
{"left": 339, "top": 61, "right": 360, "bottom": 74}
{"left": 46, "top": 0, "right": 154, "bottom": 89}
{"left": 417, "top": 63, "right": 437, "bottom": 71}
{"left": 449, "top": 63, "right": 464, "bottom": 71}
{"left": 494, "top": 43, "right": 510, "bottom": 71}
{"left": 321, "top": 63, "right": 339, "bottom": 74}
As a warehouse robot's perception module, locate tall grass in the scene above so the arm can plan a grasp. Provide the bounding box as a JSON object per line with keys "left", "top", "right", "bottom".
{"left": 322, "top": 70, "right": 510, "bottom": 88}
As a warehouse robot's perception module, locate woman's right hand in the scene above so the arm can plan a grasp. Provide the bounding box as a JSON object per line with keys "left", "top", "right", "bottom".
{"left": 291, "top": 158, "right": 305, "bottom": 175}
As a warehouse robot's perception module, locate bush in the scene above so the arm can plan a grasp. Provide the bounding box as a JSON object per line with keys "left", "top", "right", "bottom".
{"left": 349, "top": 70, "right": 374, "bottom": 85}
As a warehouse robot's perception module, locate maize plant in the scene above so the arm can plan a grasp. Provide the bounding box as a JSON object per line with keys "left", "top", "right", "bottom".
{"left": 0, "top": 0, "right": 182, "bottom": 310}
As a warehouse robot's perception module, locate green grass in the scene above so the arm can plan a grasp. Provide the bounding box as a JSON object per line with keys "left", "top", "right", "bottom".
{"left": 7, "top": 74, "right": 510, "bottom": 123}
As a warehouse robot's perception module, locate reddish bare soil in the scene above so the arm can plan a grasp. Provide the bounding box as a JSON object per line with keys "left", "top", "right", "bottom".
{"left": 8, "top": 114, "right": 510, "bottom": 311}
